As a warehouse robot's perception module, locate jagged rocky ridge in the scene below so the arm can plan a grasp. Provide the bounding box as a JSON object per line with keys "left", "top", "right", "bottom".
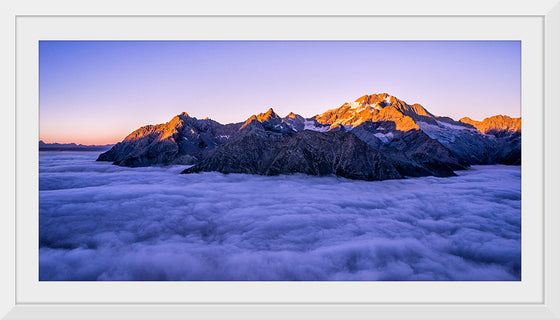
{"left": 97, "top": 93, "right": 521, "bottom": 180}
{"left": 97, "top": 112, "right": 242, "bottom": 167}
{"left": 182, "top": 109, "right": 402, "bottom": 181}
{"left": 460, "top": 115, "right": 521, "bottom": 135}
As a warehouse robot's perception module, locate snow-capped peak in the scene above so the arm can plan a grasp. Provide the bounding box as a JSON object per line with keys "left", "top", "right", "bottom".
{"left": 383, "top": 95, "right": 392, "bottom": 106}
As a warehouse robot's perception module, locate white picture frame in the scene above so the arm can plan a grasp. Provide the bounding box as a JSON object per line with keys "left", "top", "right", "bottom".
{"left": 2, "top": 0, "right": 560, "bottom": 319}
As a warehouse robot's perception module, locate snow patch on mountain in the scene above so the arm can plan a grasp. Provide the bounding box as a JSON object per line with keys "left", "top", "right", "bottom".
{"left": 438, "top": 120, "right": 477, "bottom": 132}
{"left": 417, "top": 121, "right": 460, "bottom": 143}
{"left": 417, "top": 120, "right": 484, "bottom": 144}
{"left": 348, "top": 101, "right": 361, "bottom": 109}
{"left": 374, "top": 132, "right": 394, "bottom": 143}
{"left": 303, "top": 120, "right": 329, "bottom": 132}
{"left": 356, "top": 104, "right": 369, "bottom": 113}
{"left": 384, "top": 96, "right": 392, "bottom": 105}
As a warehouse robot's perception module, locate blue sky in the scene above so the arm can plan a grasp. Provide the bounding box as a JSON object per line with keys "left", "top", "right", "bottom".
{"left": 39, "top": 41, "right": 520, "bottom": 144}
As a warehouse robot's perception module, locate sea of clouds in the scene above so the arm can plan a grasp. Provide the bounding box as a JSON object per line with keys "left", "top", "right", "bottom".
{"left": 39, "top": 151, "right": 521, "bottom": 281}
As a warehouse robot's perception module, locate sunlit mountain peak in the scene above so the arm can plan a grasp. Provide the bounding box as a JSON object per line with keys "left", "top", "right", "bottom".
{"left": 256, "top": 108, "right": 280, "bottom": 122}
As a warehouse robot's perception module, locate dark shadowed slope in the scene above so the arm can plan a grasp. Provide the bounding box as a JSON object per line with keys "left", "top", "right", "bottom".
{"left": 350, "top": 121, "right": 465, "bottom": 178}
{"left": 184, "top": 122, "right": 402, "bottom": 181}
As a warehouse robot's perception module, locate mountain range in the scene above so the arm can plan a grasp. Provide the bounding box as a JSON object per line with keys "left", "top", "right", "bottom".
{"left": 97, "top": 93, "right": 521, "bottom": 181}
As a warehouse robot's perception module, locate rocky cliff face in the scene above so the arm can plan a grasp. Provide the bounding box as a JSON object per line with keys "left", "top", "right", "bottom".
{"left": 282, "top": 112, "right": 331, "bottom": 132}
{"left": 267, "top": 130, "right": 402, "bottom": 181}
{"left": 241, "top": 108, "right": 295, "bottom": 134}
{"left": 183, "top": 113, "right": 402, "bottom": 181}
{"left": 350, "top": 121, "right": 465, "bottom": 177}
{"left": 282, "top": 112, "right": 306, "bottom": 131}
{"left": 182, "top": 109, "right": 293, "bottom": 174}
{"left": 97, "top": 112, "right": 241, "bottom": 167}
{"left": 490, "top": 131, "right": 521, "bottom": 165}
{"left": 458, "top": 115, "right": 521, "bottom": 165}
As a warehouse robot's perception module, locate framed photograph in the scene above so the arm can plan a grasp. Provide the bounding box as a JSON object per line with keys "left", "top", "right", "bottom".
{"left": 3, "top": 1, "right": 560, "bottom": 319}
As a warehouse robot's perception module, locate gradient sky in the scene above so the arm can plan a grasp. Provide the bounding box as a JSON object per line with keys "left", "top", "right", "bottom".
{"left": 39, "top": 41, "right": 520, "bottom": 145}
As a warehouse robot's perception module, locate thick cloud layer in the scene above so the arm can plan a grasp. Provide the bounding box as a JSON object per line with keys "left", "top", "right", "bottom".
{"left": 39, "top": 151, "right": 521, "bottom": 281}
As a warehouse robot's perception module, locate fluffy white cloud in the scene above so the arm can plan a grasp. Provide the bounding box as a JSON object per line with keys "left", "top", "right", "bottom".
{"left": 39, "top": 151, "right": 521, "bottom": 281}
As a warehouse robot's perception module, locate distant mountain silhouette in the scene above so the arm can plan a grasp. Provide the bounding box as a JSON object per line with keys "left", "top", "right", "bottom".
{"left": 40, "top": 141, "right": 114, "bottom": 151}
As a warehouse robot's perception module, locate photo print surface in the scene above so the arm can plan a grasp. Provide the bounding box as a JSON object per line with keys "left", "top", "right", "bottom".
{"left": 39, "top": 41, "right": 521, "bottom": 281}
